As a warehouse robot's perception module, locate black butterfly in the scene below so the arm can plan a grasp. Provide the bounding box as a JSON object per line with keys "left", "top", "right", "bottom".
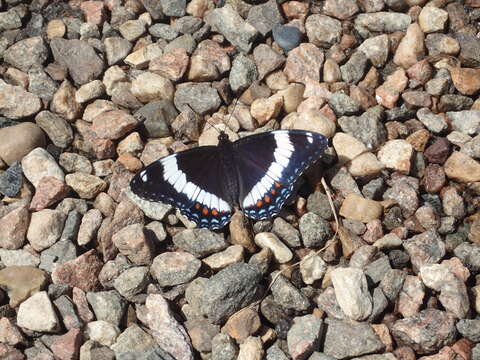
{"left": 130, "top": 130, "right": 328, "bottom": 229}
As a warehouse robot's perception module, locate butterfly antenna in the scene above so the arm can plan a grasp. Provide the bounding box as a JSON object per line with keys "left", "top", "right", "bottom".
{"left": 225, "top": 97, "right": 240, "bottom": 131}
{"left": 202, "top": 98, "right": 240, "bottom": 136}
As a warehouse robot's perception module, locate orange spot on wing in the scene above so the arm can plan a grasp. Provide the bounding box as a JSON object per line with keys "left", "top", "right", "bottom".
{"left": 256, "top": 200, "right": 263, "bottom": 207}
{"left": 212, "top": 209, "right": 218, "bottom": 216}
{"left": 275, "top": 182, "right": 281, "bottom": 188}
{"left": 271, "top": 189, "right": 277, "bottom": 195}
{"left": 264, "top": 195, "right": 271, "bottom": 203}
{"left": 195, "top": 203, "right": 201, "bottom": 209}
{"left": 202, "top": 207, "right": 209, "bottom": 215}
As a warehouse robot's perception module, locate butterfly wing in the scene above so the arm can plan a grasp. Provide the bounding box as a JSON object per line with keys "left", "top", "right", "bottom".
{"left": 130, "top": 146, "right": 233, "bottom": 229}
{"left": 233, "top": 130, "right": 328, "bottom": 220}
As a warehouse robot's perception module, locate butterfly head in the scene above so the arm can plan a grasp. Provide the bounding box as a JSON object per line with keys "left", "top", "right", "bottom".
{"left": 217, "top": 131, "right": 230, "bottom": 143}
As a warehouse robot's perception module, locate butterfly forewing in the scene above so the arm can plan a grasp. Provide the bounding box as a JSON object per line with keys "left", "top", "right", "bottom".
{"left": 130, "top": 146, "right": 233, "bottom": 229}
{"left": 233, "top": 130, "right": 328, "bottom": 220}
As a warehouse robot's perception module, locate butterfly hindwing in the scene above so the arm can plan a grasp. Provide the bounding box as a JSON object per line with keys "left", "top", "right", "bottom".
{"left": 233, "top": 130, "right": 328, "bottom": 220}
{"left": 130, "top": 147, "right": 233, "bottom": 229}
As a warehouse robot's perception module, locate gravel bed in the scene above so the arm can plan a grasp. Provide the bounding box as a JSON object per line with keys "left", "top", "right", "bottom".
{"left": 0, "top": 0, "right": 480, "bottom": 359}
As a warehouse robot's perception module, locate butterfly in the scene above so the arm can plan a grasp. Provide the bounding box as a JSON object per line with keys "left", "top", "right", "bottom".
{"left": 130, "top": 129, "right": 328, "bottom": 230}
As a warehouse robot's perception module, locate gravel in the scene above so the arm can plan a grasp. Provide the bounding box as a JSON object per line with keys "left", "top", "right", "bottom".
{"left": 0, "top": 1, "right": 479, "bottom": 359}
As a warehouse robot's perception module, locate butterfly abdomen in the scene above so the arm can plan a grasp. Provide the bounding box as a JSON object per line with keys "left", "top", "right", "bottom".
{"left": 217, "top": 137, "right": 240, "bottom": 207}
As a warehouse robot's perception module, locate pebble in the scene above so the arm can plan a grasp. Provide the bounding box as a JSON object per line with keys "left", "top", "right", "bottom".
{"left": 230, "top": 54, "right": 258, "bottom": 93}
{"left": 0, "top": 265, "right": 47, "bottom": 307}
{"left": 0, "top": 317, "right": 25, "bottom": 346}
{"left": 173, "top": 228, "right": 228, "bottom": 258}
{"left": 448, "top": 110, "right": 480, "bottom": 136}
{"left": 149, "top": 48, "right": 189, "bottom": 82}
{"left": 287, "top": 315, "right": 323, "bottom": 360}
{"left": 0, "top": 162, "right": 22, "bottom": 197}
{"left": 51, "top": 80, "right": 83, "bottom": 121}
{"left": 349, "top": 152, "right": 385, "bottom": 177}
{"left": 300, "top": 251, "right": 327, "bottom": 285}
{"left": 416, "top": 108, "right": 447, "bottom": 134}
{"left": 40, "top": 238, "right": 77, "bottom": 273}
{"left": 112, "top": 223, "right": 154, "bottom": 265}
{"left": 456, "top": 319, "right": 480, "bottom": 343}
{"left": 442, "top": 187, "right": 465, "bottom": 219}
{"left": 444, "top": 151, "right": 480, "bottom": 183}
{"left": 426, "top": 35, "right": 460, "bottom": 58}
{"left": 338, "top": 106, "right": 387, "bottom": 149}
{"left": 77, "top": 209, "right": 102, "bottom": 246}
{"left": 52, "top": 249, "right": 103, "bottom": 291}
{"left": 375, "top": 69, "right": 408, "bottom": 109}
{"left": 271, "top": 271, "right": 310, "bottom": 312}
{"left": 254, "top": 232, "right": 293, "bottom": 263}
{"left": 220, "top": 308, "right": 259, "bottom": 344}
{"left": 35, "top": 111, "right": 73, "bottom": 149}
{"left": 104, "top": 36, "right": 132, "bottom": 66}
{"left": 86, "top": 290, "right": 127, "bottom": 326}
{"left": 237, "top": 336, "right": 264, "bottom": 360}
{"left": 17, "top": 291, "right": 60, "bottom": 332}
{"left": 164, "top": 34, "right": 196, "bottom": 55}
{"left": 118, "top": 19, "right": 146, "bottom": 41}
{"left": 329, "top": 93, "right": 361, "bottom": 116}
{"left": 397, "top": 275, "right": 425, "bottom": 318}
{"left": 403, "top": 230, "right": 446, "bottom": 273}
{"left": 288, "top": 109, "right": 336, "bottom": 138}
{"left": 91, "top": 110, "right": 139, "bottom": 140}
{"left": 420, "top": 264, "right": 469, "bottom": 319}
{"left": 272, "top": 24, "right": 302, "bottom": 52}
{"left": 323, "top": 319, "right": 385, "bottom": 358}
{"left": 247, "top": 0, "right": 284, "bottom": 37}
{"left": 354, "top": 12, "right": 411, "bottom": 38}
{"left": 65, "top": 173, "right": 106, "bottom": 199}
{"left": 378, "top": 139, "right": 413, "bottom": 173}
{"left": 272, "top": 217, "right": 301, "bottom": 247}
{"left": 0, "top": 83, "right": 42, "bottom": 120}
{"left": 253, "top": 45, "right": 285, "bottom": 82}
{"left": 202, "top": 245, "right": 244, "bottom": 270}
{"left": 174, "top": 83, "right": 221, "bottom": 115}
{"left": 454, "top": 242, "right": 480, "bottom": 273}
{"left": 331, "top": 267, "right": 373, "bottom": 320}
{"left": 50, "top": 38, "right": 103, "bottom": 85}
{"left": 29, "top": 176, "right": 70, "bottom": 211}
{"left": 26, "top": 209, "right": 66, "bottom": 251}
{"left": 299, "top": 212, "right": 333, "bottom": 248}
{"left": 201, "top": 263, "right": 262, "bottom": 324}
{"left": 341, "top": 51, "right": 369, "bottom": 85}
{"left": 111, "top": 324, "right": 157, "bottom": 358}
{"left": 75, "top": 80, "right": 106, "bottom": 103}
{"left": 305, "top": 14, "right": 341, "bottom": 48}
{"left": 205, "top": 5, "right": 258, "bottom": 53}
{"left": 0, "top": 248, "right": 39, "bottom": 267}
{"left": 131, "top": 72, "right": 174, "bottom": 102}
{"left": 332, "top": 132, "right": 367, "bottom": 164}
{"left": 284, "top": 43, "right": 324, "bottom": 84}
{"left": 3, "top": 36, "right": 48, "bottom": 72}
{"left": 0, "top": 123, "right": 46, "bottom": 166}
{"left": 424, "top": 138, "right": 451, "bottom": 164}
{"left": 358, "top": 34, "right": 389, "bottom": 68}
{"left": 251, "top": 95, "right": 283, "bottom": 125}
{"left": 418, "top": 6, "right": 448, "bottom": 33}
{"left": 211, "top": 333, "right": 238, "bottom": 360}
{"left": 151, "top": 252, "right": 201, "bottom": 287}
{"left": 53, "top": 295, "right": 83, "bottom": 330}
{"left": 145, "top": 294, "right": 195, "bottom": 360}
{"left": 391, "top": 309, "right": 456, "bottom": 355}
{"left": 86, "top": 320, "right": 120, "bottom": 347}
{"left": 339, "top": 194, "right": 383, "bottom": 223}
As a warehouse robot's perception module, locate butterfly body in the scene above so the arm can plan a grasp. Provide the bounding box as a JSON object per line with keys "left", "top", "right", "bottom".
{"left": 130, "top": 129, "right": 328, "bottom": 229}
